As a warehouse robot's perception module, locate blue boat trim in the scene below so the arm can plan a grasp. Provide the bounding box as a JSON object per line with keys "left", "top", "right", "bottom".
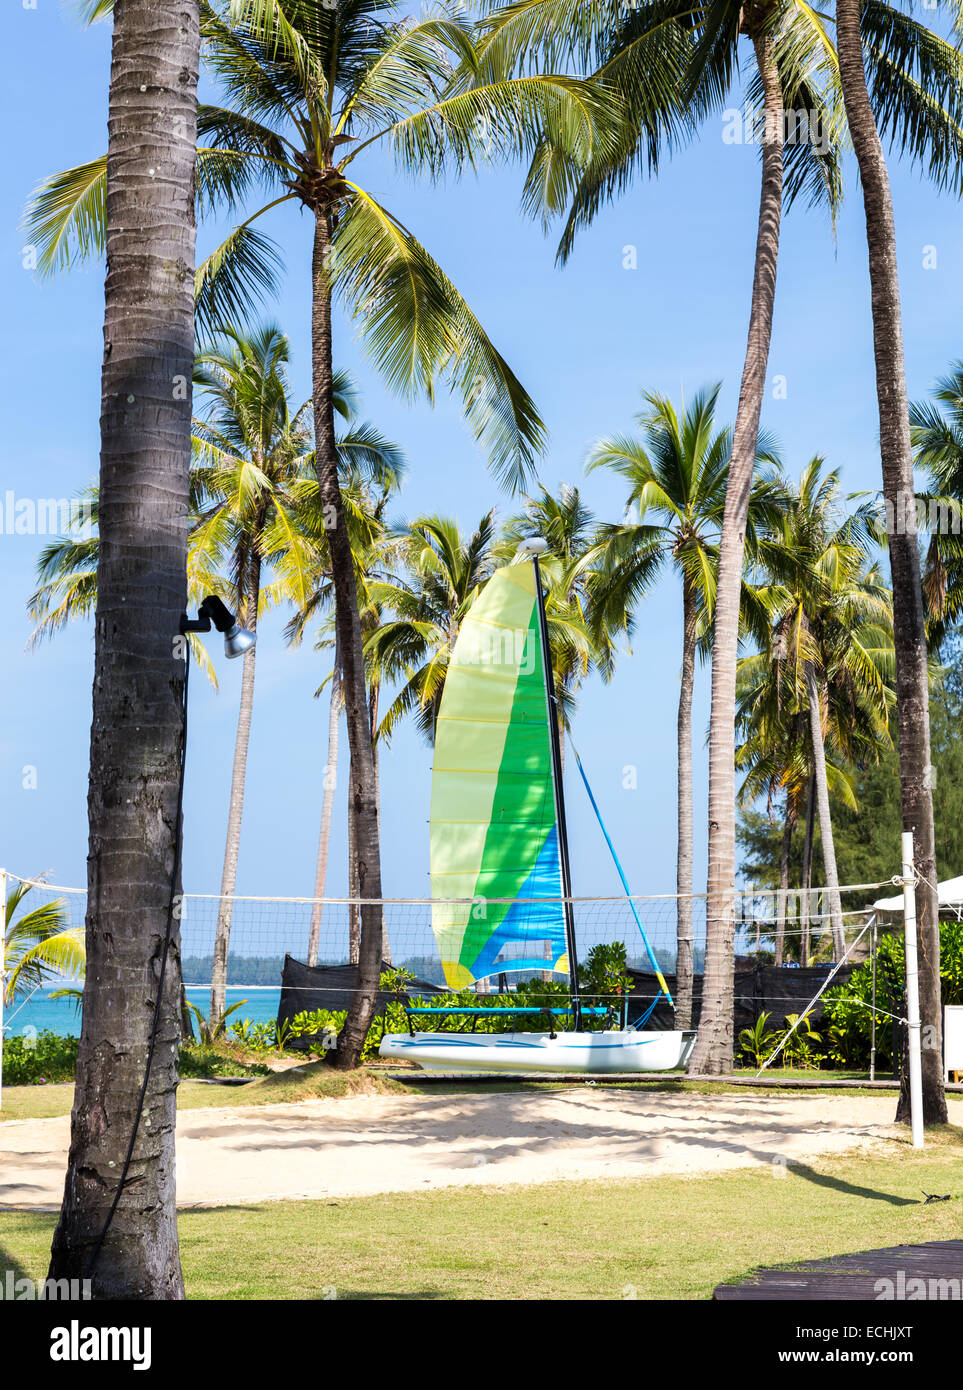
{"left": 406, "top": 1006, "right": 609, "bottom": 1016}
{"left": 384, "top": 1033, "right": 660, "bottom": 1050}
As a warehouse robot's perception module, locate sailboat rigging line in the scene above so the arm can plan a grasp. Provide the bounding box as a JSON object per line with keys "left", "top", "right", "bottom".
{"left": 569, "top": 738, "right": 675, "bottom": 1013}
{"left": 531, "top": 554, "right": 582, "bottom": 1031}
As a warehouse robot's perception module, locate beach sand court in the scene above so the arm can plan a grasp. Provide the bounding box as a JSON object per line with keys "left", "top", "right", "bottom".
{"left": 3, "top": 1088, "right": 952, "bottom": 1210}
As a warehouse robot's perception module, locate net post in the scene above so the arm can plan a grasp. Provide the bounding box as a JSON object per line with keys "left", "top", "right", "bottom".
{"left": 901, "top": 831, "right": 925, "bottom": 1148}
{"left": 870, "top": 916, "right": 878, "bottom": 1082}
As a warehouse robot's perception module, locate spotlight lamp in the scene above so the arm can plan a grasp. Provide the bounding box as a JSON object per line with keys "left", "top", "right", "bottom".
{"left": 515, "top": 536, "right": 549, "bottom": 557}
{"left": 181, "top": 594, "right": 256, "bottom": 659}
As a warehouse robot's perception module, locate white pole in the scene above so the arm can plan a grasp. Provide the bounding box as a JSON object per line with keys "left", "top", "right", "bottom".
{"left": 0, "top": 867, "right": 6, "bottom": 1113}
{"left": 901, "top": 831, "right": 924, "bottom": 1149}
{"left": 870, "top": 916, "right": 877, "bottom": 1083}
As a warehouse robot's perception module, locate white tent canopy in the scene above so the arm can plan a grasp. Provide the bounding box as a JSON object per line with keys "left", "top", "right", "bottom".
{"left": 873, "top": 874, "right": 963, "bottom": 912}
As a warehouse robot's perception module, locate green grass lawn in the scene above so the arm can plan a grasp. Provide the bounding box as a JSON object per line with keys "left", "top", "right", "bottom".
{"left": 2, "top": 1129, "right": 961, "bottom": 1299}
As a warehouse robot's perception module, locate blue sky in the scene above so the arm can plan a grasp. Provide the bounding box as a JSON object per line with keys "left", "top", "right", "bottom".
{"left": 2, "top": 3, "right": 962, "bottom": 909}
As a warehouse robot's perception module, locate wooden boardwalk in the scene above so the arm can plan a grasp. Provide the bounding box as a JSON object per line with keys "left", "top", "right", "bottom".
{"left": 715, "top": 1241, "right": 963, "bottom": 1300}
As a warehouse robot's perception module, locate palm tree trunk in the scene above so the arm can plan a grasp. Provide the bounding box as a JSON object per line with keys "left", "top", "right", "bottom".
{"left": 180, "top": 980, "right": 194, "bottom": 1042}
{"left": 835, "top": 0, "right": 945, "bottom": 1126}
{"left": 346, "top": 686, "right": 386, "bottom": 966}
{"left": 307, "top": 644, "right": 341, "bottom": 967}
{"left": 47, "top": 0, "right": 200, "bottom": 1296}
{"left": 210, "top": 561, "right": 260, "bottom": 1029}
{"left": 775, "top": 802, "right": 792, "bottom": 967}
{"left": 370, "top": 684, "right": 390, "bottom": 966}
{"left": 675, "top": 573, "right": 697, "bottom": 1028}
{"left": 311, "top": 211, "right": 383, "bottom": 1069}
{"left": 805, "top": 666, "right": 845, "bottom": 958}
{"left": 690, "top": 30, "right": 784, "bottom": 1074}
{"left": 800, "top": 773, "right": 815, "bottom": 968}
{"left": 348, "top": 798, "right": 361, "bottom": 965}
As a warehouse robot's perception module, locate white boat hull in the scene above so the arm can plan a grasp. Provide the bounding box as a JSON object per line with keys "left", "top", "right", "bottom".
{"left": 379, "top": 1029, "right": 696, "bottom": 1074}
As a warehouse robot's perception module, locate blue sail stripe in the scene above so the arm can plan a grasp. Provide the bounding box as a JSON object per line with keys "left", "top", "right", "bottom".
{"left": 469, "top": 824, "right": 568, "bottom": 980}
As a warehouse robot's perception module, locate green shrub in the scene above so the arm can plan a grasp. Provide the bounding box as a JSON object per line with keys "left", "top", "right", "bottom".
{"left": 4, "top": 1030, "right": 280, "bottom": 1085}
{"left": 274, "top": 970, "right": 613, "bottom": 1065}
{"left": 780, "top": 1013, "right": 823, "bottom": 1069}
{"left": 581, "top": 942, "right": 633, "bottom": 1019}
{"left": 738, "top": 1011, "right": 780, "bottom": 1068}
{"left": 822, "top": 920, "right": 963, "bottom": 1068}
{"left": 2, "top": 1030, "right": 79, "bottom": 1084}
{"left": 177, "top": 1044, "right": 271, "bottom": 1079}
{"left": 226, "top": 1018, "right": 277, "bottom": 1051}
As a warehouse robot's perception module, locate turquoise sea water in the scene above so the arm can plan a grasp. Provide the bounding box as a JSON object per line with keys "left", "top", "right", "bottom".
{"left": 4, "top": 986, "right": 282, "bottom": 1039}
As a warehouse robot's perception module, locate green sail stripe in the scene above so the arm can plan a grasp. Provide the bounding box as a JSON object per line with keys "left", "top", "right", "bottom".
{"left": 430, "top": 564, "right": 538, "bottom": 978}
{"left": 456, "top": 621, "right": 558, "bottom": 969}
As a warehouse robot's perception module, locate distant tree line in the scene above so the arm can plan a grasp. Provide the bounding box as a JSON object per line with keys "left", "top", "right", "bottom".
{"left": 739, "top": 637, "right": 963, "bottom": 891}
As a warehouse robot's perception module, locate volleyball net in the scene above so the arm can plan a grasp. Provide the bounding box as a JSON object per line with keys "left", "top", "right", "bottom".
{"left": 3, "top": 869, "right": 899, "bottom": 996}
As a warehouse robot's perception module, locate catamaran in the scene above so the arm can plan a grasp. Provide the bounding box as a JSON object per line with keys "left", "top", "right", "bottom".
{"left": 379, "top": 539, "right": 695, "bottom": 1073}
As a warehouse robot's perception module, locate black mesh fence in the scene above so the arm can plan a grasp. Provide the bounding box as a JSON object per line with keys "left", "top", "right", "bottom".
{"left": 628, "top": 959, "right": 857, "bottom": 1035}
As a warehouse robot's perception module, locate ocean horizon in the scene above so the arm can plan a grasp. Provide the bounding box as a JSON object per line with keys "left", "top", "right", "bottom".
{"left": 4, "top": 986, "right": 282, "bottom": 1040}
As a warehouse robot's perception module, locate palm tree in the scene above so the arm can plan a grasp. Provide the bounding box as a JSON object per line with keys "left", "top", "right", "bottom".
{"left": 28, "top": 0, "right": 616, "bottom": 1068}
{"left": 480, "top": 0, "right": 963, "bottom": 1074}
{"left": 478, "top": 0, "right": 839, "bottom": 1071}
{"left": 3, "top": 879, "right": 83, "bottom": 1004}
{"left": 43, "top": 0, "right": 201, "bottom": 1299}
{"left": 347, "top": 526, "right": 403, "bottom": 968}
{"left": 286, "top": 406, "right": 406, "bottom": 968}
{"left": 737, "top": 712, "right": 860, "bottom": 965}
{"left": 206, "top": 0, "right": 614, "bottom": 1066}
{"left": 832, "top": 0, "right": 963, "bottom": 1126}
{"left": 587, "top": 385, "right": 782, "bottom": 1025}
{"left": 28, "top": 489, "right": 222, "bottom": 689}
{"left": 365, "top": 512, "right": 499, "bottom": 742}
{"left": 31, "top": 368, "right": 385, "bottom": 992}
{"left": 26, "top": 491, "right": 98, "bottom": 637}
{"left": 737, "top": 463, "right": 895, "bottom": 962}
{"left": 693, "top": 13, "right": 792, "bottom": 1074}
{"left": 191, "top": 323, "right": 319, "bottom": 1027}
{"left": 368, "top": 502, "right": 598, "bottom": 748}
{"left": 910, "top": 365, "right": 963, "bottom": 650}
{"left": 735, "top": 725, "right": 813, "bottom": 964}
{"left": 27, "top": 326, "right": 320, "bottom": 1032}
{"left": 778, "top": 464, "right": 893, "bottom": 959}
{"left": 28, "top": 495, "right": 212, "bottom": 1048}
{"left": 317, "top": 497, "right": 403, "bottom": 969}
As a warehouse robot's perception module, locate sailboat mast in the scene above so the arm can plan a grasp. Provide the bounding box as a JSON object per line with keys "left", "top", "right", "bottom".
{"left": 531, "top": 553, "right": 583, "bottom": 1031}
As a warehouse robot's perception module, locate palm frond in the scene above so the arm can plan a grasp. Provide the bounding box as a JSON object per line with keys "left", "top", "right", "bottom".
{"left": 194, "top": 223, "right": 286, "bottom": 336}
{"left": 23, "top": 156, "right": 106, "bottom": 275}
{"left": 334, "top": 187, "right": 545, "bottom": 486}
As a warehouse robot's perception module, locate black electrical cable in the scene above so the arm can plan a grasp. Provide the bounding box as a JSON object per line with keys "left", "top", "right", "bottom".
{"left": 84, "top": 642, "right": 190, "bottom": 1280}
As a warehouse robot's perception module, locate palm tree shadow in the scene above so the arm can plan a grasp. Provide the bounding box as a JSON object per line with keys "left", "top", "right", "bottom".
{"left": 0, "top": 1240, "right": 36, "bottom": 1285}
{"left": 787, "top": 1161, "right": 918, "bottom": 1206}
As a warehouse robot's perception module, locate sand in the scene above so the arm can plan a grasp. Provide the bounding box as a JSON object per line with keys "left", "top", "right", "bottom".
{"left": 4, "top": 1088, "right": 952, "bottom": 1210}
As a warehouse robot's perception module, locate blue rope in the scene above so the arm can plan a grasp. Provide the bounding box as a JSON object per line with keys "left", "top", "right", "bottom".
{"left": 630, "top": 996, "right": 662, "bottom": 1031}
{"left": 571, "top": 741, "right": 675, "bottom": 1015}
